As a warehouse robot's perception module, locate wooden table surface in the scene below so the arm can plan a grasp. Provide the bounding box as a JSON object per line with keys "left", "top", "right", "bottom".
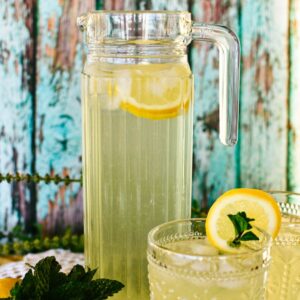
{"left": 0, "top": 256, "right": 22, "bottom": 266}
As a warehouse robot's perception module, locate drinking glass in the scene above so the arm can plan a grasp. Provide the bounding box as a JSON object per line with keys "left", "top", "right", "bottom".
{"left": 147, "top": 218, "right": 271, "bottom": 300}
{"left": 267, "top": 191, "right": 300, "bottom": 300}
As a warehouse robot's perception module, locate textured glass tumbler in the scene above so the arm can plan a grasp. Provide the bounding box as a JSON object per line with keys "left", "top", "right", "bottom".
{"left": 267, "top": 192, "right": 300, "bottom": 300}
{"left": 147, "top": 219, "right": 271, "bottom": 300}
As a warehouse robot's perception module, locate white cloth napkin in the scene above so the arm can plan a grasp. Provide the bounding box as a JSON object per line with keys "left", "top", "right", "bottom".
{"left": 0, "top": 249, "right": 84, "bottom": 278}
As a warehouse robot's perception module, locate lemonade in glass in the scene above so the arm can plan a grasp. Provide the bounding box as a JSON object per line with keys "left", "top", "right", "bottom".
{"left": 267, "top": 192, "right": 300, "bottom": 300}
{"left": 148, "top": 218, "right": 272, "bottom": 300}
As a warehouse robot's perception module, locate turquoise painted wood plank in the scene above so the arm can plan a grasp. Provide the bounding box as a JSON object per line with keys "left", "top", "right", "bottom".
{"left": 36, "top": 0, "right": 95, "bottom": 234}
{"left": 191, "top": 0, "right": 239, "bottom": 209}
{"left": 239, "top": 0, "right": 289, "bottom": 190}
{"left": 0, "top": 0, "right": 35, "bottom": 230}
{"left": 288, "top": 0, "right": 300, "bottom": 192}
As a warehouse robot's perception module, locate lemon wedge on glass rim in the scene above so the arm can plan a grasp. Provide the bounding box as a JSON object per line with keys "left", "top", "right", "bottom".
{"left": 206, "top": 188, "right": 281, "bottom": 253}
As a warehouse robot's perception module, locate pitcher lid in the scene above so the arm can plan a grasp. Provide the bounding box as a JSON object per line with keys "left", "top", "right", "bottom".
{"left": 77, "top": 11, "right": 192, "bottom": 45}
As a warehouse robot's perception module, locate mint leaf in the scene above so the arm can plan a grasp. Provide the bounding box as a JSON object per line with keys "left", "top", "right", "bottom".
{"left": 88, "top": 279, "right": 125, "bottom": 299}
{"left": 67, "top": 265, "right": 96, "bottom": 283}
{"left": 3, "top": 256, "right": 124, "bottom": 300}
{"left": 228, "top": 239, "right": 241, "bottom": 248}
{"left": 227, "top": 211, "right": 259, "bottom": 248}
{"left": 228, "top": 214, "right": 244, "bottom": 235}
{"left": 10, "top": 269, "right": 38, "bottom": 299}
{"left": 238, "top": 212, "right": 255, "bottom": 229}
{"left": 228, "top": 212, "right": 254, "bottom": 235}
{"left": 34, "top": 256, "right": 67, "bottom": 296}
{"left": 240, "top": 231, "right": 259, "bottom": 241}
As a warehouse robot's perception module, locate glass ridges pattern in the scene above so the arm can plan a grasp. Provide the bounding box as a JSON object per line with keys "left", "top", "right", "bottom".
{"left": 267, "top": 193, "right": 300, "bottom": 300}
{"left": 147, "top": 219, "right": 271, "bottom": 300}
{"left": 267, "top": 217, "right": 300, "bottom": 300}
{"left": 148, "top": 254, "right": 268, "bottom": 300}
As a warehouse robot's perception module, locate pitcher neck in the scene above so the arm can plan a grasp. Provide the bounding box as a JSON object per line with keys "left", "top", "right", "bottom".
{"left": 86, "top": 44, "right": 188, "bottom": 64}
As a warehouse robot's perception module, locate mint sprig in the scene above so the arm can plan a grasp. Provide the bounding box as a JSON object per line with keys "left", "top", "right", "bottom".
{"left": 227, "top": 211, "right": 259, "bottom": 248}
{"left": 2, "top": 256, "right": 124, "bottom": 300}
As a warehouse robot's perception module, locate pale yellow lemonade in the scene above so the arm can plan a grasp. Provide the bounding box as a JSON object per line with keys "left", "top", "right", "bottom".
{"left": 82, "top": 62, "right": 193, "bottom": 299}
{"left": 148, "top": 239, "right": 269, "bottom": 300}
{"left": 267, "top": 214, "right": 300, "bottom": 300}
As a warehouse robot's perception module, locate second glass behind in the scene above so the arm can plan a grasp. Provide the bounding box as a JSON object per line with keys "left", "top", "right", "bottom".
{"left": 78, "top": 11, "right": 240, "bottom": 299}
{"left": 267, "top": 192, "right": 300, "bottom": 300}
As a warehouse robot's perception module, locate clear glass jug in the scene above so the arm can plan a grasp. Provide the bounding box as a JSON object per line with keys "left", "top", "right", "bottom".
{"left": 78, "top": 11, "right": 240, "bottom": 300}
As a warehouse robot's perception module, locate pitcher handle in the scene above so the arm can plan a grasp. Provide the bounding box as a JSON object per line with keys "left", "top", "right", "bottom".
{"left": 192, "top": 23, "right": 240, "bottom": 146}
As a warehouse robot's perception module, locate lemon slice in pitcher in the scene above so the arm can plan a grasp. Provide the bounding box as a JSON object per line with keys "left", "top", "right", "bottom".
{"left": 85, "top": 62, "right": 192, "bottom": 119}
{"left": 206, "top": 188, "right": 281, "bottom": 253}
{"left": 119, "top": 63, "right": 192, "bottom": 120}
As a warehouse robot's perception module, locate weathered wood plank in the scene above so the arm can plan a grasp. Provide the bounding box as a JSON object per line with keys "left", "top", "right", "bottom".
{"left": 104, "top": 0, "right": 136, "bottom": 10}
{"left": 288, "top": 0, "right": 300, "bottom": 192}
{"left": 0, "top": 0, "right": 35, "bottom": 231}
{"left": 191, "top": 0, "right": 239, "bottom": 209}
{"left": 36, "top": 0, "right": 95, "bottom": 234}
{"left": 136, "top": 0, "right": 189, "bottom": 10}
{"left": 239, "top": 0, "right": 289, "bottom": 190}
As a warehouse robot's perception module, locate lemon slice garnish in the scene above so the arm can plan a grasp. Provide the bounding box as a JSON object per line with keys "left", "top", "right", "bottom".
{"left": 206, "top": 188, "right": 281, "bottom": 253}
{"left": 86, "top": 63, "right": 192, "bottom": 119}
{"left": 120, "top": 95, "right": 190, "bottom": 120}
{"left": 120, "top": 64, "right": 191, "bottom": 119}
{"left": 0, "top": 278, "right": 20, "bottom": 297}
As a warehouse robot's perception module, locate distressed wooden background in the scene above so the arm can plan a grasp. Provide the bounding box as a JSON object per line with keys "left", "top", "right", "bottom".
{"left": 0, "top": 0, "right": 299, "bottom": 234}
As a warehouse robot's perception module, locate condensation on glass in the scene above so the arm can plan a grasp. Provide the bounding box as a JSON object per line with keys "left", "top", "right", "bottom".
{"left": 78, "top": 11, "right": 240, "bottom": 299}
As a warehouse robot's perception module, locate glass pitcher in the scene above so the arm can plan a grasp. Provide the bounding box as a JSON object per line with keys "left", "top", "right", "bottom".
{"left": 78, "top": 11, "right": 239, "bottom": 300}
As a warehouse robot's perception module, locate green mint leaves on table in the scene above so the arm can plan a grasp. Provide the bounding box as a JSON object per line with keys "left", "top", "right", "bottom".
{"left": 227, "top": 211, "right": 259, "bottom": 248}
{"left": 1, "top": 256, "right": 124, "bottom": 300}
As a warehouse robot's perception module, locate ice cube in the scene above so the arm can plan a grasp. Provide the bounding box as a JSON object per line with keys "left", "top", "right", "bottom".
{"left": 163, "top": 239, "right": 219, "bottom": 271}
{"left": 166, "top": 239, "right": 219, "bottom": 256}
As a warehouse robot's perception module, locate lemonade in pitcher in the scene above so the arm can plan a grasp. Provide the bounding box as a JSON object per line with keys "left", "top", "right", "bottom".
{"left": 82, "top": 62, "right": 193, "bottom": 299}
{"left": 79, "top": 11, "right": 240, "bottom": 299}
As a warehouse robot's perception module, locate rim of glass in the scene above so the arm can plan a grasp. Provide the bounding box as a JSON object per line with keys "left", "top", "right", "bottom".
{"left": 267, "top": 190, "right": 300, "bottom": 225}
{"left": 148, "top": 218, "right": 271, "bottom": 261}
{"left": 267, "top": 190, "right": 300, "bottom": 196}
